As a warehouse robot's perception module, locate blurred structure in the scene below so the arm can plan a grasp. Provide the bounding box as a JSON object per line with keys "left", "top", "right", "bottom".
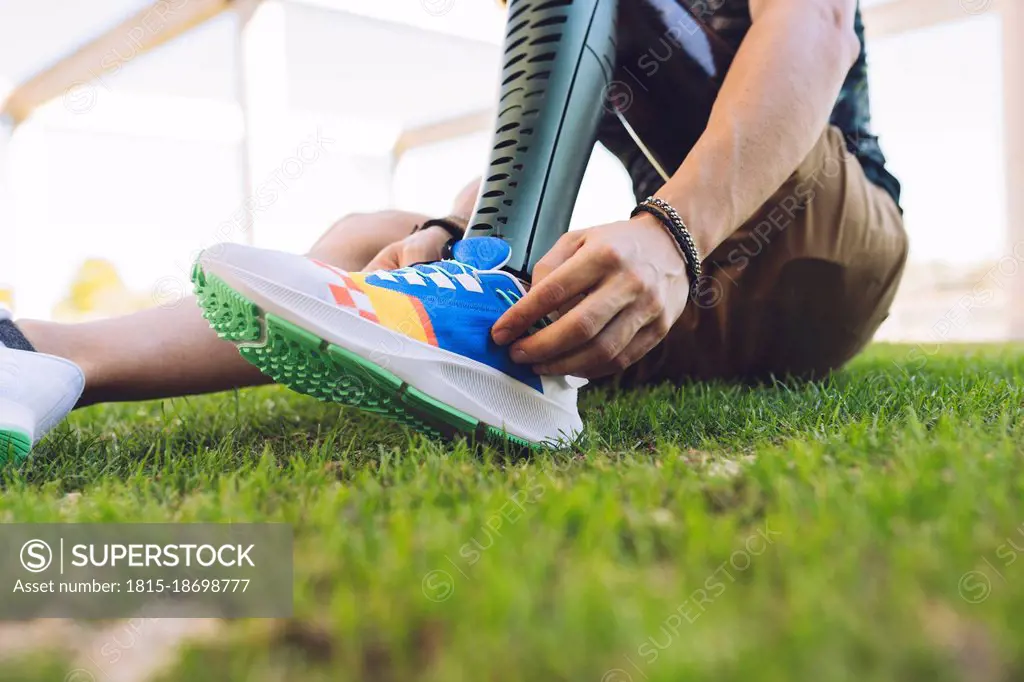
{"left": 51, "top": 258, "right": 152, "bottom": 321}
{"left": 0, "top": 285, "right": 13, "bottom": 313}
{"left": 0, "top": 0, "right": 1020, "bottom": 344}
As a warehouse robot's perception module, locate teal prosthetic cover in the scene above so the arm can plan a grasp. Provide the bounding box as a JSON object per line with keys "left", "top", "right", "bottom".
{"left": 465, "top": 0, "right": 618, "bottom": 279}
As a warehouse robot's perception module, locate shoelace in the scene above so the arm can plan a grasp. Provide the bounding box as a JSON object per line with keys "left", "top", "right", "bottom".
{"left": 382, "top": 260, "right": 481, "bottom": 291}
{"left": 382, "top": 262, "right": 550, "bottom": 334}
{"left": 495, "top": 288, "right": 552, "bottom": 333}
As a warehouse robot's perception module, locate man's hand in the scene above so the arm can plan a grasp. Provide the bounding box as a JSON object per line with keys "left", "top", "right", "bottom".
{"left": 366, "top": 177, "right": 479, "bottom": 271}
{"left": 491, "top": 214, "right": 689, "bottom": 379}
{"left": 365, "top": 226, "right": 454, "bottom": 271}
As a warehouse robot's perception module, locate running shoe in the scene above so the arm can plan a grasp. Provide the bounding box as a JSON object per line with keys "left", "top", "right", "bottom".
{"left": 192, "top": 237, "right": 584, "bottom": 448}
{"left": 0, "top": 347, "right": 85, "bottom": 463}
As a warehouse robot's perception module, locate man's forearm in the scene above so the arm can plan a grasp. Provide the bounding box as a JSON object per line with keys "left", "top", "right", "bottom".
{"left": 655, "top": 0, "right": 860, "bottom": 258}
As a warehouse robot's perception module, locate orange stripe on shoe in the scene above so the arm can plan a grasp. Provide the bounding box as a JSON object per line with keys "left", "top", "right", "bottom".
{"left": 408, "top": 297, "right": 438, "bottom": 347}
{"left": 344, "top": 272, "right": 371, "bottom": 292}
{"left": 347, "top": 274, "right": 433, "bottom": 345}
{"left": 316, "top": 268, "right": 433, "bottom": 346}
{"left": 329, "top": 284, "right": 356, "bottom": 308}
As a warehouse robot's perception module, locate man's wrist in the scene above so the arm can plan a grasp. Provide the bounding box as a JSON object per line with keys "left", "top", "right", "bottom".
{"left": 415, "top": 215, "right": 468, "bottom": 241}
{"left": 631, "top": 198, "right": 704, "bottom": 287}
{"left": 655, "top": 176, "right": 733, "bottom": 258}
{"left": 628, "top": 213, "right": 691, "bottom": 282}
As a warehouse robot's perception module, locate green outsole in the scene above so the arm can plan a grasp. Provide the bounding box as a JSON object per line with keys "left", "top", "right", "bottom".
{"left": 192, "top": 266, "right": 536, "bottom": 451}
{"left": 0, "top": 430, "right": 32, "bottom": 465}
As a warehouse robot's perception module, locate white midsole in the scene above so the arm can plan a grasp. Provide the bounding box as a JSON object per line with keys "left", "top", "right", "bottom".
{"left": 204, "top": 261, "right": 582, "bottom": 444}
{"left": 0, "top": 399, "right": 36, "bottom": 443}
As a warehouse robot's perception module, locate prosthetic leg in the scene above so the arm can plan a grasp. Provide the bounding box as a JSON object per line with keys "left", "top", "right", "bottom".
{"left": 464, "top": 0, "right": 618, "bottom": 279}
{"left": 188, "top": 0, "right": 744, "bottom": 449}
{"left": 467, "top": 0, "right": 737, "bottom": 278}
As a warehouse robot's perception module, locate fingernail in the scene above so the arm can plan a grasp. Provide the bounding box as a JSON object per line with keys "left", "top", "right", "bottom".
{"left": 492, "top": 328, "right": 512, "bottom": 345}
{"left": 511, "top": 348, "right": 529, "bottom": 363}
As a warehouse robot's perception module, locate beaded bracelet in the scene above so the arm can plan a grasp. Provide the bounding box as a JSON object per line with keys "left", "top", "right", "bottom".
{"left": 630, "top": 197, "right": 703, "bottom": 288}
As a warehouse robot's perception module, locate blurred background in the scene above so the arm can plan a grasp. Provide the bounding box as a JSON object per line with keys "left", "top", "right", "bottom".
{"left": 0, "top": 0, "right": 1019, "bottom": 342}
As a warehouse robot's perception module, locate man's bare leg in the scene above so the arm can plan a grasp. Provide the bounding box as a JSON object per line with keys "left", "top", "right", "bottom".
{"left": 18, "top": 211, "right": 423, "bottom": 407}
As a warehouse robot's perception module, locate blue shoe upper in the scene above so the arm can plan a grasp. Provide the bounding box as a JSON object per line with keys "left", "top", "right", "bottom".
{"left": 363, "top": 237, "right": 543, "bottom": 392}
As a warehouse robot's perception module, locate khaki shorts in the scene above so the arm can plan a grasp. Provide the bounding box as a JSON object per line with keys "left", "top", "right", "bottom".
{"left": 605, "top": 125, "right": 909, "bottom": 386}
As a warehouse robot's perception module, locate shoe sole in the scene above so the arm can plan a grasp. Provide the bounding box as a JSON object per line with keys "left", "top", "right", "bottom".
{"left": 191, "top": 261, "right": 538, "bottom": 451}
{"left": 0, "top": 429, "right": 32, "bottom": 465}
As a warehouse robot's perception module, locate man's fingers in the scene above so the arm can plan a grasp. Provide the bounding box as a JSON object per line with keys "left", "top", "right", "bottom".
{"left": 532, "top": 310, "right": 640, "bottom": 377}
{"left": 366, "top": 231, "right": 447, "bottom": 271}
{"left": 570, "top": 321, "right": 667, "bottom": 379}
{"left": 508, "top": 276, "right": 639, "bottom": 365}
{"left": 365, "top": 249, "right": 399, "bottom": 271}
{"left": 532, "top": 231, "right": 584, "bottom": 283}
{"left": 398, "top": 243, "right": 438, "bottom": 267}
{"left": 555, "top": 294, "right": 585, "bottom": 320}
{"left": 492, "top": 245, "right": 604, "bottom": 345}
{"left": 489, "top": 232, "right": 583, "bottom": 344}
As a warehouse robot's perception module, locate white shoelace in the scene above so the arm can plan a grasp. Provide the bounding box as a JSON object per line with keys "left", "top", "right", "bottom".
{"left": 378, "top": 261, "right": 482, "bottom": 292}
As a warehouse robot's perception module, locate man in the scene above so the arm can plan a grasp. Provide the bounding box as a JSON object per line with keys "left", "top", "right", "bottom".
{"left": 0, "top": 0, "right": 906, "bottom": 456}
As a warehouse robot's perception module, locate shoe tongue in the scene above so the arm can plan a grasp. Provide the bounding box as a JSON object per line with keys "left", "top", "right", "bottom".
{"left": 451, "top": 237, "right": 512, "bottom": 271}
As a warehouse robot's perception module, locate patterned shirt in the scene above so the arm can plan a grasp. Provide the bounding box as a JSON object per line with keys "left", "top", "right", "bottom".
{"left": 631, "top": 0, "right": 901, "bottom": 206}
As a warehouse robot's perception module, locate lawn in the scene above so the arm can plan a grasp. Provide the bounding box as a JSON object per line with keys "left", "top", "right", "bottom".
{"left": 2, "top": 343, "right": 1024, "bottom": 682}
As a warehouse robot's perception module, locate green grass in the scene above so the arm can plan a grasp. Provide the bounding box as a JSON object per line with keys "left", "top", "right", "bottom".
{"left": 5, "top": 343, "right": 1024, "bottom": 681}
